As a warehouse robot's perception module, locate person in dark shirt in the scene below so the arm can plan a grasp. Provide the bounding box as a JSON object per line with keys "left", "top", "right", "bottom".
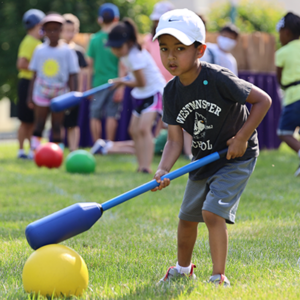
{"left": 151, "top": 9, "right": 272, "bottom": 286}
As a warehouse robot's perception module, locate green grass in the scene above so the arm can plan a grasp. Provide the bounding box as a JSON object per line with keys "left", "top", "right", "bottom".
{"left": 0, "top": 142, "right": 300, "bottom": 299}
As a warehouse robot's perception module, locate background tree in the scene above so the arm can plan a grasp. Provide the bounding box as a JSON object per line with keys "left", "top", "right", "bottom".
{"left": 207, "top": 0, "right": 284, "bottom": 34}
{"left": 0, "top": 0, "right": 155, "bottom": 103}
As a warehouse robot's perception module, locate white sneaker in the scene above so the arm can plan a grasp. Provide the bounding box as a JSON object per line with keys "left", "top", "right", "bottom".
{"left": 90, "top": 139, "right": 107, "bottom": 155}
{"left": 208, "top": 274, "right": 230, "bottom": 287}
{"left": 158, "top": 264, "right": 196, "bottom": 284}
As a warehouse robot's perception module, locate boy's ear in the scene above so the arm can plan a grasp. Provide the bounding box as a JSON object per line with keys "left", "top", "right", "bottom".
{"left": 197, "top": 44, "right": 206, "bottom": 59}
{"left": 97, "top": 17, "right": 103, "bottom": 25}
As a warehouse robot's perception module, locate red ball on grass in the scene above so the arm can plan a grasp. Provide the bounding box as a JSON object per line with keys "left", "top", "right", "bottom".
{"left": 34, "top": 142, "right": 63, "bottom": 168}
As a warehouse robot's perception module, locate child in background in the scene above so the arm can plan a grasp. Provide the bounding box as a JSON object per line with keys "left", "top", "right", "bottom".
{"left": 92, "top": 19, "right": 166, "bottom": 173}
{"left": 200, "top": 24, "right": 239, "bottom": 76}
{"left": 61, "top": 13, "right": 88, "bottom": 151}
{"left": 28, "top": 14, "right": 79, "bottom": 154}
{"left": 87, "top": 3, "right": 125, "bottom": 142}
{"left": 16, "top": 9, "right": 45, "bottom": 159}
{"left": 144, "top": 1, "right": 174, "bottom": 83}
{"left": 151, "top": 9, "right": 271, "bottom": 285}
{"left": 275, "top": 12, "right": 300, "bottom": 176}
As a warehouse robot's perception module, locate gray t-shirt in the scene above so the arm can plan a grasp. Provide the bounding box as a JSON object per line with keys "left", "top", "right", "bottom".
{"left": 30, "top": 42, "right": 79, "bottom": 86}
{"left": 162, "top": 62, "right": 258, "bottom": 180}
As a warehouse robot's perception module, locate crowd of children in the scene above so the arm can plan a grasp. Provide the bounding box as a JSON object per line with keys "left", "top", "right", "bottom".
{"left": 16, "top": 3, "right": 300, "bottom": 178}
{"left": 13, "top": 0, "right": 300, "bottom": 288}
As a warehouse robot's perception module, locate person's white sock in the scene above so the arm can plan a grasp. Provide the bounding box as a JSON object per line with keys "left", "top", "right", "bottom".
{"left": 298, "top": 149, "right": 300, "bottom": 158}
{"left": 175, "top": 262, "right": 191, "bottom": 275}
{"left": 18, "top": 149, "right": 25, "bottom": 155}
{"left": 31, "top": 136, "right": 41, "bottom": 151}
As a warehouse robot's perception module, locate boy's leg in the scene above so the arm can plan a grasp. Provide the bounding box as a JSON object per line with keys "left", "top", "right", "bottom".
{"left": 67, "top": 126, "right": 80, "bottom": 151}
{"left": 90, "top": 118, "right": 102, "bottom": 143}
{"left": 177, "top": 219, "right": 198, "bottom": 267}
{"left": 89, "top": 89, "right": 111, "bottom": 142}
{"left": 278, "top": 134, "right": 300, "bottom": 153}
{"left": 277, "top": 100, "right": 300, "bottom": 154}
{"left": 202, "top": 210, "right": 227, "bottom": 275}
{"left": 51, "top": 111, "right": 64, "bottom": 143}
{"left": 128, "top": 114, "right": 143, "bottom": 168}
{"left": 105, "top": 117, "right": 118, "bottom": 141}
{"left": 131, "top": 112, "right": 157, "bottom": 172}
{"left": 30, "top": 105, "right": 49, "bottom": 153}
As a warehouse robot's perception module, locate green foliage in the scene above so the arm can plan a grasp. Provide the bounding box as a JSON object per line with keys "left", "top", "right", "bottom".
{"left": 0, "top": 0, "right": 155, "bottom": 103}
{"left": 207, "top": 0, "right": 284, "bottom": 34}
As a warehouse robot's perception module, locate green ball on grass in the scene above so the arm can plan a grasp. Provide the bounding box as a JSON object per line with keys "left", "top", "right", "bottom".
{"left": 65, "top": 150, "right": 96, "bottom": 174}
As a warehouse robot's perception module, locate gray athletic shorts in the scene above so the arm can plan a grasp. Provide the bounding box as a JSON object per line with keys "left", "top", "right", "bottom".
{"left": 89, "top": 88, "right": 121, "bottom": 120}
{"left": 179, "top": 157, "right": 257, "bottom": 224}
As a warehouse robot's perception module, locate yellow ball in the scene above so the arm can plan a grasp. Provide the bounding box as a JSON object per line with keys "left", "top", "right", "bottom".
{"left": 22, "top": 244, "right": 89, "bottom": 297}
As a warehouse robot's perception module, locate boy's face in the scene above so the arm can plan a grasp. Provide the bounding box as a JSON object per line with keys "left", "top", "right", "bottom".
{"left": 279, "top": 28, "right": 291, "bottom": 46}
{"left": 43, "top": 22, "right": 62, "bottom": 45}
{"left": 158, "top": 34, "right": 205, "bottom": 77}
{"left": 111, "top": 43, "right": 130, "bottom": 58}
{"left": 61, "top": 23, "right": 76, "bottom": 43}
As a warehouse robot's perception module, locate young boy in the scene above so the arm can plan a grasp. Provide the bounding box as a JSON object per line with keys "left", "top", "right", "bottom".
{"left": 61, "top": 13, "right": 88, "bottom": 151}
{"left": 87, "top": 3, "right": 125, "bottom": 142}
{"left": 28, "top": 14, "right": 79, "bottom": 154}
{"left": 16, "top": 9, "right": 45, "bottom": 158}
{"left": 151, "top": 9, "right": 272, "bottom": 285}
{"left": 275, "top": 12, "right": 300, "bottom": 176}
{"left": 201, "top": 23, "right": 239, "bottom": 76}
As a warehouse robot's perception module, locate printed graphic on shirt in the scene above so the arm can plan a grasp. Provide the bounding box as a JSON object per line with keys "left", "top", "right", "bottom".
{"left": 42, "top": 59, "right": 60, "bottom": 77}
{"left": 193, "top": 112, "right": 213, "bottom": 137}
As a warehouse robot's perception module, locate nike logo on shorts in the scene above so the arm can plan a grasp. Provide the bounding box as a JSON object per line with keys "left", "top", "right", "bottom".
{"left": 218, "top": 199, "right": 230, "bottom": 206}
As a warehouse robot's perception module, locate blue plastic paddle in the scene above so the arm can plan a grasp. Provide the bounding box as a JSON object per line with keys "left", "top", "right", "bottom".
{"left": 25, "top": 149, "right": 227, "bottom": 250}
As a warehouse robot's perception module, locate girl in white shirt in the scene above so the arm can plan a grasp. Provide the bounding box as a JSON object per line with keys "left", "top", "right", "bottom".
{"left": 106, "top": 18, "right": 166, "bottom": 173}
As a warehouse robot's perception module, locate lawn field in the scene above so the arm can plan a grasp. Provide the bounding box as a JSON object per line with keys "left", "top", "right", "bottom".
{"left": 0, "top": 142, "right": 300, "bottom": 300}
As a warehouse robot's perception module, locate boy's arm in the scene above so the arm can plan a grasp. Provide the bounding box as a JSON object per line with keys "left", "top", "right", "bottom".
{"left": 113, "top": 61, "right": 126, "bottom": 103}
{"left": 152, "top": 125, "right": 184, "bottom": 191}
{"left": 226, "top": 85, "right": 272, "bottom": 160}
{"left": 27, "top": 72, "right": 36, "bottom": 110}
{"left": 16, "top": 57, "right": 29, "bottom": 70}
{"left": 86, "top": 57, "right": 93, "bottom": 90}
{"left": 68, "top": 74, "right": 78, "bottom": 92}
{"left": 276, "top": 67, "right": 283, "bottom": 86}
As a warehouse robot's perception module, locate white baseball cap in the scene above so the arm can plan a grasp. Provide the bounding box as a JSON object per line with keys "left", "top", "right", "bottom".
{"left": 150, "top": 1, "right": 174, "bottom": 21}
{"left": 153, "top": 9, "right": 206, "bottom": 45}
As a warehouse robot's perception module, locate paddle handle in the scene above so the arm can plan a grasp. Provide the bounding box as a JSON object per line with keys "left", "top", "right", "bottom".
{"left": 101, "top": 149, "right": 227, "bottom": 211}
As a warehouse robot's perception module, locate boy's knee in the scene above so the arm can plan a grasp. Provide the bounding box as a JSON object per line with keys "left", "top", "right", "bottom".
{"left": 202, "top": 210, "right": 224, "bottom": 227}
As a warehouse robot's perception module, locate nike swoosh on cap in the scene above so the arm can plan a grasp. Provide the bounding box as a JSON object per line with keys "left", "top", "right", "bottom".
{"left": 168, "top": 18, "right": 180, "bottom": 22}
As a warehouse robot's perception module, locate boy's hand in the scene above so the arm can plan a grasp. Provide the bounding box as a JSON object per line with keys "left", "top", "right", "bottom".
{"left": 113, "top": 86, "right": 124, "bottom": 103}
{"left": 226, "top": 136, "right": 248, "bottom": 160}
{"left": 27, "top": 98, "right": 34, "bottom": 110}
{"left": 151, "top": 169, "right": 170, "bottom": 192}
{"left": 108, "top": 78, "right": 124, "bottom": 89}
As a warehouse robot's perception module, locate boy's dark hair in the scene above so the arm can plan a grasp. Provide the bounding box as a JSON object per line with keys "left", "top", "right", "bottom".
{"left": 194, "top": 41, "right": 202, "bottom": 48}
{"left": 102, "top": 12, "right": 114, "bottom": 24}
{"left": 283, "top": 12, "right": 300, "bottom": 37}
{"left": 220, "top": 23, "right": 240, "bottom": 39}
{"left": 123, "top": 18, "right": 142, "bottom": 50}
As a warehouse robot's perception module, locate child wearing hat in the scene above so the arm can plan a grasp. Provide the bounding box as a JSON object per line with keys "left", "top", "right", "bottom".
{"left": 151, "top": 9, "right": 271, "bottom": 285}
{"left": 96, "top": 18, "right": 166, "bottom": 173}
{"left": 87, "top": 3, "right": 125, "bottom": 143}
{"left": 16, "top": 9, "right": 45, "bottom": 159}
{"left": 28, "top": 13, "right": 79, "bottom": 154}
